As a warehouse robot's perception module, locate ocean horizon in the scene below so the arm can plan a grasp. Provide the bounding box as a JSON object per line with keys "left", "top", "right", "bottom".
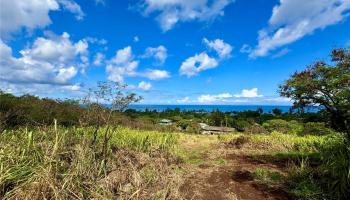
{"left": 128, "top": 104, "right": 320, "bottom": 113}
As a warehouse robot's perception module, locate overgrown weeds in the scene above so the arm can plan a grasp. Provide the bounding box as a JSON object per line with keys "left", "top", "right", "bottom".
{"left": 0, "top": 126, "right": 182, "bottom": 199}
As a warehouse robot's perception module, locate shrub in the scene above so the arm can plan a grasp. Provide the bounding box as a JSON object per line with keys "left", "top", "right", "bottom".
{"left": 300, "top": 122, "right": 335, "bottom": 136}
{"left": 232, "top": 119, "right": 251, "bottom": 132}
{"left": 244, "top": 123, "right": 268, "bottom": 134}
{"left": 262, "top": 119, "right": 303, "bottom": 134}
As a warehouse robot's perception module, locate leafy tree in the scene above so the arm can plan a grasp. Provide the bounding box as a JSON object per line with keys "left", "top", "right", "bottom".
{"left": 272, "top": 108, "right": 282, "bottom": 116}
{"left": 279, "top": 48, "right": 350, "bottom": 138}
{"left": 209, "top": 110, "right": 225, "bottom": 126}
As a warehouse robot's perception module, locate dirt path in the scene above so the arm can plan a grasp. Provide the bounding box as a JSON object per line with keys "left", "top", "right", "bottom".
{"left": 178, "top": 135, "right": 293, "bottom": 200}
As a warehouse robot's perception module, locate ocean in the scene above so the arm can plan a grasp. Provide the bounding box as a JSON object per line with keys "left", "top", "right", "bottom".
{"left": 128, "top": 105, "right": 320, "bottom": 113}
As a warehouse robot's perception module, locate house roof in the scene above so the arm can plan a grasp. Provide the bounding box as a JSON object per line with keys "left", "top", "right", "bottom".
{"left": 199, "top": 123, "right": 235, "bottom": 132}
{"left": 160, "top": 119, "right": 172, "bottom": 123}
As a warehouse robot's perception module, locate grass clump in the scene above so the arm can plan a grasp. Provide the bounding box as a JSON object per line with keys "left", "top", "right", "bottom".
{"left": 253, "top": 168, "right": 283, "bottom": 184}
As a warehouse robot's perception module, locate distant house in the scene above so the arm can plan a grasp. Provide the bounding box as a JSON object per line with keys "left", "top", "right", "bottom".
{"left": 199, "top": 123, "right": 235, "bottom": 135}
{"left": 159, "top": 119, "right": 173, "bottom": 126}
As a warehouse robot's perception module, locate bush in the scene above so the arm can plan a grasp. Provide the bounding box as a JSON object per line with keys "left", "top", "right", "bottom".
{"left": 300, "top": 122, "right": 335, "bottom": 136}
{"left": 244, "top": 123, "right": 268, "bottom": 134}
{"left": 262, "top": 119, "right": 303, "bottom": 134}
{"left": 232, "top": 119, "right": 251, "bottom": 132}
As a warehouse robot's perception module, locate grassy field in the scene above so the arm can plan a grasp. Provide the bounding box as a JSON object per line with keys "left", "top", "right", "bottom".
{"left": 0, "top": 125, "right": 182, "bottom": 199}
{"left": 1, "top": 125, "right": 349, "bottom": 199}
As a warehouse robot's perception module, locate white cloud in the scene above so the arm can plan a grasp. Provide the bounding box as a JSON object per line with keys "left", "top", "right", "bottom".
{"left": 203, "top": 38, "right": 232, "bottom": 59}
{"left": 0, "top": 0, "right": 84, "bottom": 35}
{"left": 240, "top": 44, "right": 252, "bottom": 53}
{"left": 0, "top": 32, "right": 87, "bottom": 86}
{"left": 106, "top": 46, "right": 139, "bottom": 82}
{"left": 143, "top": 69, "right": 170, "bottom": 80}
{"left": 177, "top": 96, "right": 190, "bottom": 103}
{"left": 198, "top": 93, "right": 232, "bottom": 103}
{"left": 21, "top": 32, "right": 88, "bottom": 64}
{"left": 142, "top": 45, "right": 168, "bottom": 65}
{"left": 134, "top": 36, "right": 140, "bottom": 42}
{"left": 61, "top": 83, "right": 81, "bottom": 91}
{"left": 93, "top": 52, "right": 105, "bottom": 66}
{"left": 250, "top": 0, "right": 350, "bottom": 58}
{"left": 139, "top": 0, "right": 234, "bottom": 31}
{"left": 197, "top": 88, "right": 263, "bottom": 103}
{"left": 106, "top": 46, "right": 170, "bottom": 82}
{"left": 58, "top": 0, "right": 85, "bottom": 20}
{"left": 85, "top": 37, "right": 108, "bottom": 45}
{"left": 271, "top": 48, "right": 290, "bottom": 59}
{"left": 138, "top": 81, "right": 152, "bottom": 91}
{"left": 54, "top": 66, "right": 78, "bottom": 83}
{"left": 234, "top": 88, "right": 263, "bottom": 98}
{"left": 0, "top": 81, "right": 82, "bottom": 96}
{"left": 179, "top": 52, "right": 218, "bottom": 77}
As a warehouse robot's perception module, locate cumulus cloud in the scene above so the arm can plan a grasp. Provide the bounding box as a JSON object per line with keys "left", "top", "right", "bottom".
{"left": 138, "top": 81, "right": 152, "bottom": 91}
{"left": 0, "top": 32, "right": 87, "bottom": 86}
{"left": 0, "top": 0, "right": 84, "bottom": 35}
{"left": 134, "top": 36, "right": 140, "bottom": 42}
{"left": 0, "top": 81, "right": 82, "bottom": 96}
{"left": 197, "top": 88, "right": 263, "bottom": 103}
{"left": 234, "top": 88, "right": 263, "bottom": 98}
{"left": 142, "top": 45, "right": 168, "bottom": 65}
{"left": 203, "top": 38, "right": 232, "bottom": 59}
{"left": 106, "top": 46, "right": 139, "bottom": 82}
{"left": 138, "top": 0, "right": 234, "bottom": 31}
{"left": 179, "top": 52, "right": 218, "bottom": 77}
{"left": 142, "top": 69, "right": 170, "bottom": 80}
{"left": 176, "top": 96, "right": 190, "bottom": 103}
{"left": 21, "top": 32, "right": 88, "bottom": 65}
{"left": 0, "top": 32, "right": 87, "bottom": 95}
{"left": 93, "top": 52, "right": 105, "bottom": 66}
{"left": 106, "top": 46, "right": 170, "bottom": 82}
{"left": 250, "top": 0, "right": 350, "bottom": 58}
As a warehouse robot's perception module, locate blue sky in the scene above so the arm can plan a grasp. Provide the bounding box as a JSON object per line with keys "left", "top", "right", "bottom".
{"left": 1, "top": 0, "right": 350, "bottom": 105}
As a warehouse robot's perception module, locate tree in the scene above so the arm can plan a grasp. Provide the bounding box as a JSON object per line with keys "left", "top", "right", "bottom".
{"left": 279, "top": 48, "right": 350, "bottom": 138}
{"left": 272, "top": 108, "right": 282, "bottom": 116}
{"left": 82, "top": 81, "right": 142, "bottom": 126}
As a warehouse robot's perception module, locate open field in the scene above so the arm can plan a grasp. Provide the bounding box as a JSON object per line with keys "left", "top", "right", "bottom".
{"left": 1, "top": 125, "right": 348, "bottom": 200}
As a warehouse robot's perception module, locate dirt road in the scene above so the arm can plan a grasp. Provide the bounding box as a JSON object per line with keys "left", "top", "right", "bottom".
{"left": 178, "top": 135, "right": 294, "bottom": 200}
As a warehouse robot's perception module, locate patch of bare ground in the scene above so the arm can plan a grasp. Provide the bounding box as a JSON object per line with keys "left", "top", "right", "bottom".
{"left": 179, "top": 135, "right": 294, "bottom": 200}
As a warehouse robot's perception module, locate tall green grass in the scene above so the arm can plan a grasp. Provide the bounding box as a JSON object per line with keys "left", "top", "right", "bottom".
{"left": 218, "top": 131, "right": 327, "bottom": 152}
{"left": 0, "top": 126, "right": 180, "bottom": 199}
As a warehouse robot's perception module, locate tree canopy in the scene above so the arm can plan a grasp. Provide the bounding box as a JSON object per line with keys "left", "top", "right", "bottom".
{"left": 280, "top": 48, "right": 350, "bottom": 138}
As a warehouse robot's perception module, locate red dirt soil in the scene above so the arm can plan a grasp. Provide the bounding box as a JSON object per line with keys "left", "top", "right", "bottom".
{"left": 179, "top": 138, "right": 294, "bottom": 200}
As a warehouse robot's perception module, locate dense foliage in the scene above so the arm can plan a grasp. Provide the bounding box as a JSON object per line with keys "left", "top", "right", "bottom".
{"left": 280, "top": 48, "right": 350, "bottom": 137}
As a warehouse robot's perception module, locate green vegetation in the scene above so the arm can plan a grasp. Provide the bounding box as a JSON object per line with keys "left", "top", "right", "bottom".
{"left": 0, "top": 126, "right": 180, "bottom": 199}
{"left": 0, "top": 48, "right": 349, "bottom": 199}
{"left": 253, "top": 168, "right": 283, "bottom": 184}
{"left": 220, "top": 131, "right": 350, "bottom": 200}
{"left": 279, "top": 48, "right": 350, "bottom": 137}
